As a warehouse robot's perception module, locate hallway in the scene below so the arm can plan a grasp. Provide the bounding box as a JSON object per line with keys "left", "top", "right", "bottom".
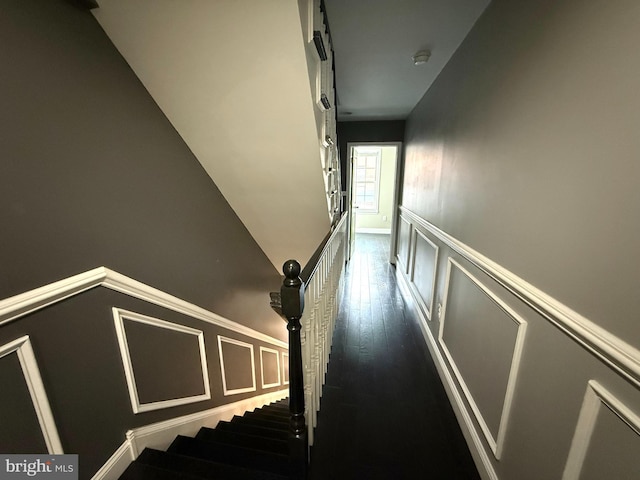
{"left": 308, "top": 234, "right": 480, "bottom": 479}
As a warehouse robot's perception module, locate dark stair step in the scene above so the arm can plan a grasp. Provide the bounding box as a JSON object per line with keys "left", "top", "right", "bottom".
{"left": 245, "top": 410, "right": 290, "bottom": 425}
{"left": 195, "top": 426, "right": 288, "bottom": 455}
{"left": 216, "top": 420, "right": 289, "bottom": 441}
{"left": 119, "top": 460, "right": 206, "bottom": 480}
{"left": 230, "top": 414, "right": 290, "bottom": 431}
{"left": 255, "top": 406, "right": 290, "bottom": 419}
{"left": 168, "top": 435, "right": 289, "bottom": 476}
{"left": 133, "top": 448, "right": 288, "bottom": 480}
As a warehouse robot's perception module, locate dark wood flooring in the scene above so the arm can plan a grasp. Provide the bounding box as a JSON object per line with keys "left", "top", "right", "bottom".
{"left": 308, "top": 233, "right": 480, "bottom": 479}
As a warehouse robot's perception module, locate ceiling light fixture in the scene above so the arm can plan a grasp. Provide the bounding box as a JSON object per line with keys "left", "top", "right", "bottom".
{"left": 412, "top": 50, "right": 431, "bottom": 66}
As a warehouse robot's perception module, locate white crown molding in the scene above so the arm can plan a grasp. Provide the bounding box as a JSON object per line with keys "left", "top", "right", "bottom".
{"left": 112, "top": 308, "right": 211, "bottom": 414}
{"left": 217, "top": 335, "right": 257, "bottom": 396}
{"left": 562, "top": 380, "right": 640, "bottom": 479}
{"left": 439, "top": 258, "right": 528, "bottom": 460}
{"left": 395, "top": 270, "right": 498, "bottom": 480}
{"left": 0, "top": 336, "right": 64, "bottom": 454}
{"left": 259, "top": 346, "right": 282, "bottom": 389}
{"left": 92, "top": 388, "right": 288, "bottom": 480}
{"left": 399, "top": 206, "right": 640, "bottom": 388}
{"left": 0, "top": 267, "right": 286, "bottom": 349}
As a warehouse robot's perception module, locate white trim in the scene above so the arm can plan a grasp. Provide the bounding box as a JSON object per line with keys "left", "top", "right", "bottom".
{"left": 439, "top": 258, "right": 527, "bottom": 460}
{"left": 217, "top": 336, "right": 257, "bottom": 396}
{"left": 91, "top": 441, "right": 133, "bottom": 480}
{"left": 410, "top": 228, "right": 439, "bottom": 321}
{"left": 282, "top": 352, "right": 290, "bottom": 385}
{"left": 92, "top": 389, "right": 288, "bottom": 480}
{"left": 112, "top": 308, "right": 211, "bottom": 414}
{"left": 305, "top": 0, "right": 315, "bottom": 44}
{"left": 399, "top": 206, "right": 640, "bottom": 388}
{"left": 0, "top": 268, "right": 106, "bottom": 327}
{"left": 562, "top": 380, "right": 640, "bottom": 479}
{"left": 0, "top": 336, "right": 63, "bottom": 454}
{"left": 352, "top": 147, "right": 382, "bottom": 213}
{"left": 395, "top": 271, "right": 498, "bottom": 480}
{"left": 355, "top": 227, "right": 392, "bottom": 234}
{"left": 259, "top": 346, "right": 282, "bottom": 389}
{"left": 0, "top": 266, "right": 286, "bottom": 349}
{"left": 396, "top": 216, "right": 412, "bottom": 274}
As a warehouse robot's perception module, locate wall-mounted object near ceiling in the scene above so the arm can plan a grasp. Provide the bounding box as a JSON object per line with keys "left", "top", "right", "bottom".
{"left": 313, "top": 31, "right": 328, "bottom": 61}
{"left": 320, "top": 93, "right": 331, "bottom": 110}
{"left": 412, "top": 50, "right": 431, "bottom": 65}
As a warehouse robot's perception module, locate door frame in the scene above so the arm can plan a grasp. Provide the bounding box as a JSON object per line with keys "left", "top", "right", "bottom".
{"left": 346, "top": 141, "right": 403, "bottom": 264}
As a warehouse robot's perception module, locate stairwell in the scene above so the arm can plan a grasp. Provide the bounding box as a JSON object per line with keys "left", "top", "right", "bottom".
{"left": 119, "top": 399, "right": 292, "bottom": 480}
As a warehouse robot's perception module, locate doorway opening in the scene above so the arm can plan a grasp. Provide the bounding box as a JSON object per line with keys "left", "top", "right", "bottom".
{"left": 346, "top": 142, "right": 402, "bottom": 263}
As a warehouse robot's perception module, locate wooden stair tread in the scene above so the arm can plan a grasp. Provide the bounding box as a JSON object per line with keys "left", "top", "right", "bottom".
{"left": 168, "top": 435, "right": 289, "bottom": 476}
{"left": 134, "top": 448, "right": 288, "bottom": 480}
{"left": 196, "top": 427, "right": 289, "bottom": 455}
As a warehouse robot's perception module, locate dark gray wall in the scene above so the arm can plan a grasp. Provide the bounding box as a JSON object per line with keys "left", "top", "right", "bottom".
{"left": 337, "top": 120, "right": 405, "bottom": 190}
{"left": 402, "top": 0, "right": 640, "bottom": 346}
{"left": 397, "top": 0, "right": 640, "bottom": 478}
{"left": 0, "top": 287, "right": 287, "bottom": 477}
{"left": 0, "top": 0, "right": 287, "bottom": 475}
{"left": 0, "top": 0, "right": 285, "bottom": 341}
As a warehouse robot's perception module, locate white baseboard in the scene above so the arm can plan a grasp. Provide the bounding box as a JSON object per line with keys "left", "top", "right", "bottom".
{"left": 355, "top": 227, "right": 391, "bottom": 234}
{"left": 92, "top": 389, "right": 288, "bottom": 480}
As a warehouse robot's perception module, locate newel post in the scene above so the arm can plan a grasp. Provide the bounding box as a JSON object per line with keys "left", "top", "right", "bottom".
{"left": 281, "top": 260, "right": 308, "bottom": 479}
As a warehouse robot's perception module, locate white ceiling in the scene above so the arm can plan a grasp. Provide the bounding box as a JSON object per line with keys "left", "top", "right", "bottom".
{"left": 322, "top": 0, "right": 490, "bottom": 121}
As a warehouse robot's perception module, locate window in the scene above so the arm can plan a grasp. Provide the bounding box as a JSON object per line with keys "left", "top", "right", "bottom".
{"left": 354, "top": 148, "right": 381, "bottom": 213}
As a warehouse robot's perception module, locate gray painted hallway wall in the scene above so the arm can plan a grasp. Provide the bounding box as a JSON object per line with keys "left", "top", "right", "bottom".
{"left": 397, "top": 0, "right": 640, "bottom": 478}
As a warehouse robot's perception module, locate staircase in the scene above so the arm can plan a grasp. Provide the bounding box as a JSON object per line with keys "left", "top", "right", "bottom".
{"left": 119, "top": 399, "right": 292, "bottom": 480}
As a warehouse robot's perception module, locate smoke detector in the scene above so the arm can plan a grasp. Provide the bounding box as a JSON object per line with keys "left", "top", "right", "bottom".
{"left": 412, "top": 50, "right": 431, "bottom": 65}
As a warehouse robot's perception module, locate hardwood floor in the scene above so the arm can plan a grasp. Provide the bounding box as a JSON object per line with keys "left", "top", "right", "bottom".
{"left": 308, "top": 233, "right": 480, "bottom": 479}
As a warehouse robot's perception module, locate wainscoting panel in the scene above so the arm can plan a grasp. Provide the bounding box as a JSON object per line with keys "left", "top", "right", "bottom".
{"left": 563, "top": 380, "right": 640, "bottom": 480}
{"left": 217, "top": 336, "right": 256, "bottom": 396}
{"left": 439, "top": 258, "right": 527, "bottom": 459}
{"left": 259, "top": 346, "right": 281, "bottom": 389}
{"left": 0, "top": 267, "right": 289, "bottom": 478}
{"left": 282, "top": 352, "right": 290, "bottom": 385}
{"left": 410, "top": 228, "right": 439, "bottom": 320}
{"left": 0, "top": 336, "right": 63, "bottom": 453}
{"left": 395, "top": 206, "right": 640, "bottom": 480}
{"left": 113, "top": 308, "right": 211, "bottom": 413}
{"left": 396, "top": 216, "right": 412, "bottom": 273}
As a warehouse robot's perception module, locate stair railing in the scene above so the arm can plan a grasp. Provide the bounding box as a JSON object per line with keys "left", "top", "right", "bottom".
{"left": 272, "top": 213, "right": 348, "bottom": 479}
{"left": 280, "top": 260, "right": 308, "bottom": 479}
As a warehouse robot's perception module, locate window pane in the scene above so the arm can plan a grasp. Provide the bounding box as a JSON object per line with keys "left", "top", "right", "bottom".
{"left": 365, "top": 169, "right": 376, "bottom": 182}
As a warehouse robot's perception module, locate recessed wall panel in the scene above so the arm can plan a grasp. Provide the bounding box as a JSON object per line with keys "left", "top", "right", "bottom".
{"left": 397, "top": 216, "right": 411, "bottom": 271}
{"left": 113, "top": 309, "right": 211, "bottom": 413}
{"left": 581, "top": 404, "right": 640, "bottom": 479}
{"left": 439, "top": 259, "right": 527, "bottom": 458}
{"left": 0, "top": 352, "right": 48, "bottom": 453}
{"left": 411, "top": 229, "right": 438, "bottom": 319}
{"left": 123, "top": 319, "right": 206, "bottom": 403}
{"left": 283, "top": 352, "right": 290, "bottom": 385}
{"left": 260, "top": 347, "right": 281, "bottom": 389}
{"left": 564, "top": 381, "right": 640, "bottom": 480}
{"left": 218, "top": 336, "right": 256, "bottom": 395}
